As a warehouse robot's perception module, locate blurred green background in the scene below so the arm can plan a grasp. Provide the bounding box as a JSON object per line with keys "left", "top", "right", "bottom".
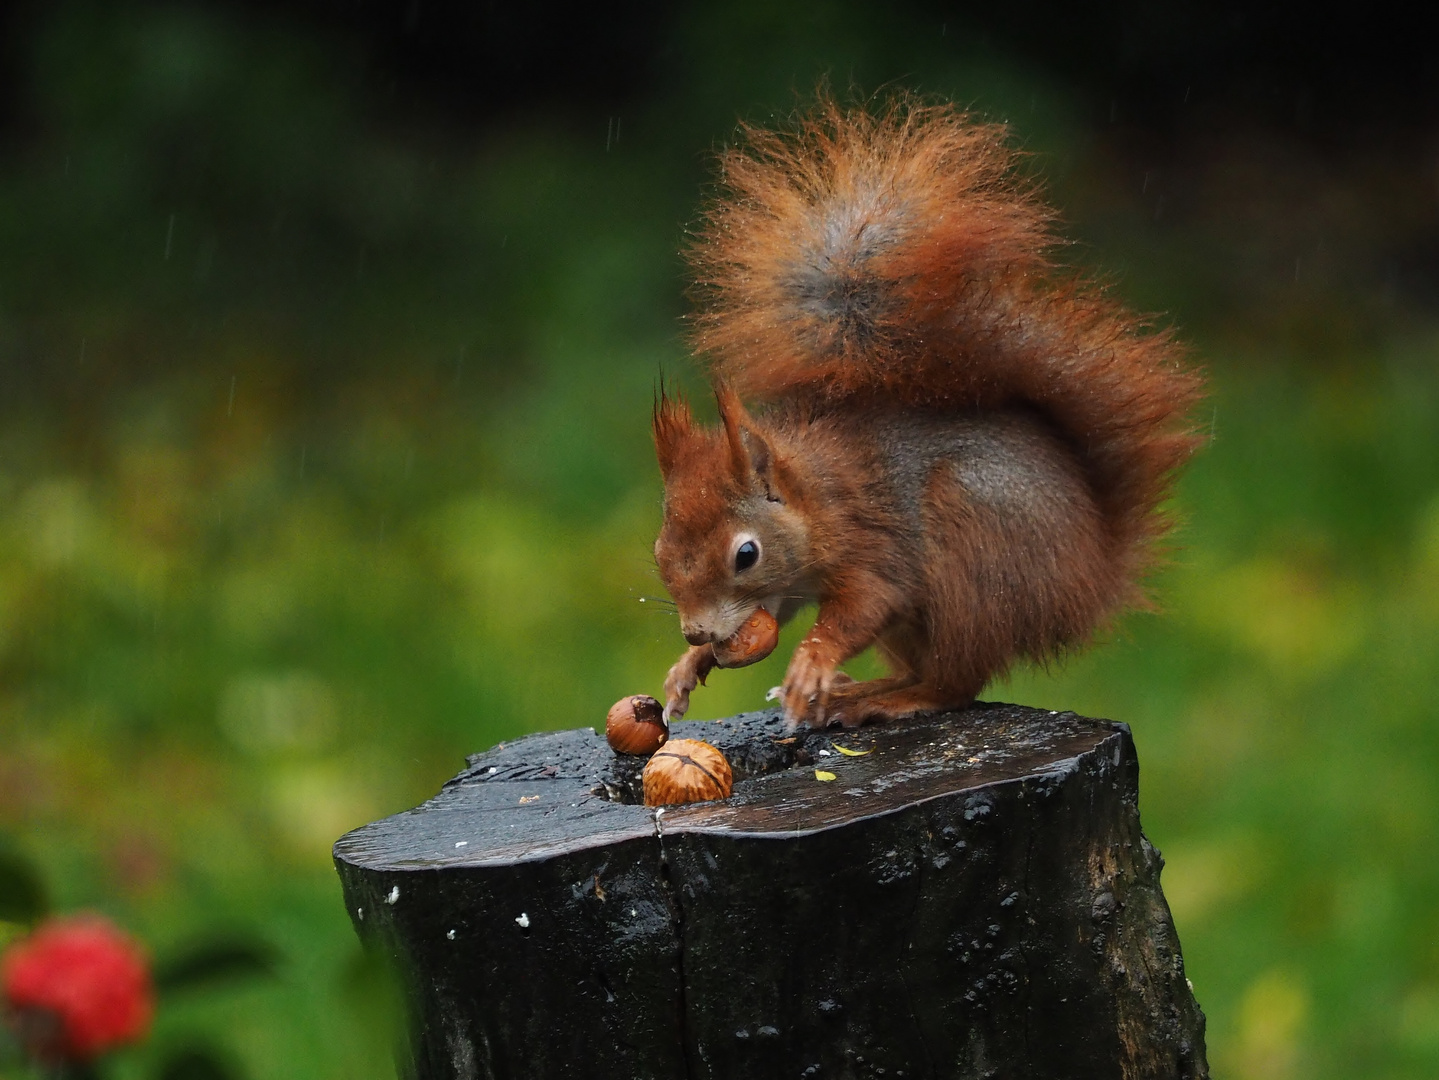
{"left": 2, "top": 1, "right": 1437, "bottom": 1077}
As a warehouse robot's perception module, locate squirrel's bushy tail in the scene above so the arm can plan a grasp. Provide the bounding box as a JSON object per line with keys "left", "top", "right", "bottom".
{"left": 688, "top": 95, "right": 1204, "bottom": 586}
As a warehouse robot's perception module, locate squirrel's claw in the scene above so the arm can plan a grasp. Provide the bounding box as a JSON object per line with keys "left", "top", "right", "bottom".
{"left": 662, "top": 690, "right": 689, "bottom": 725}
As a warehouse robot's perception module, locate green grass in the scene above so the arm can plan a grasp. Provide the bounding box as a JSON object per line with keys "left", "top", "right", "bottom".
{"left": 3, "top": 3, "right": 1438, "bottom": 1078}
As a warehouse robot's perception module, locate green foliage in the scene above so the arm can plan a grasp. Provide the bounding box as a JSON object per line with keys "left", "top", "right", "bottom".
{"left": 0, "top": 843, "right": 49, "bottom": 929}
{"left": 1, "top": 3, "right": 1437, "bottom": 1080}
{"left": 154, "top": 1045, "right": 244, "bottom": 1080}
{"left": 153, "top": 935, "right": 280, "bottom": 997}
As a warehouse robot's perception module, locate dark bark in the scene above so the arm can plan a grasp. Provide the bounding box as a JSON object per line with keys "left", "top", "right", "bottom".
{"left": 333, "top": 702, "right": 1208, "bottom": 1079}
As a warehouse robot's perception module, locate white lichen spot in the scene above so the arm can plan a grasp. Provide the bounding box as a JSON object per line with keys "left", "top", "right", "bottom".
{"left": 515, "top": 912, "right": 530, "bottom": 929}
{"left": 447, "top": 929, "right": 456, "bottom": 940}
{"left": 385, "top": 886, "right": 401, "bottom": 905}
{"left": 455, "top": 841, "right": 468, "bottom": 848}
{"left": 357, "top": 907, "right": 364, "bottom": 921}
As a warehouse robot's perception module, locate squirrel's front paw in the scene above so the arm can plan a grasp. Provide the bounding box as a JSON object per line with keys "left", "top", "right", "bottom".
{"left": 781, "top": 643, "right": 841, "bottom": 729}
{"left": 663, "top": 664, "right": 696, "bottom": 723}
{"left": 663, "top": 645, "right": 715, "bottom": 723}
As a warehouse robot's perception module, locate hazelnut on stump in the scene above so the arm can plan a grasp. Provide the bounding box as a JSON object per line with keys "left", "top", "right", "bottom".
{"left": 642, "top": 739, "right": 733, "bottom": 807}
{"left": 606, "top": 695, "right": 668, "bottom": 756}
{"left": 712, "top": 607, "right": 779, "bottom": 669}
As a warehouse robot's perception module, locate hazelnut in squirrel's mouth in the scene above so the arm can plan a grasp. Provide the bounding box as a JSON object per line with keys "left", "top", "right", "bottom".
{"left": 712, "top": 607, "right": 780, "bottom": 669}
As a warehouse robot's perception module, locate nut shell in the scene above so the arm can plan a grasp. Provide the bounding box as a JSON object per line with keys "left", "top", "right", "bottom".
{"left": 711, "top": 607, "right": 780, "bottom": 669}
{"left": 642, "top": 739, "right": 734, "bottom": 806}
{"left": 606, "top": 695, "right": 669, "bottom": 756}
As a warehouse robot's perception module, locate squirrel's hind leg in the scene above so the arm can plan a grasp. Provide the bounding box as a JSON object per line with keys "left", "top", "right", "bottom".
{"left": 826, "top": 679, "right": 978, "bottom": 727}
{"left": 821, "top": 675, "right": 915, "bottom": 727}
{"left": 822, "top": 629, "right": 981, "bottom": 726}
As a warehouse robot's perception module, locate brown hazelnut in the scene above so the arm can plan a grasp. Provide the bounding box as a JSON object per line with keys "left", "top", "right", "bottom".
{"left": 642, "top": 739, "right": 734, "bottom": 806}
{"left": 712, "top": 607, "right": 780, "bottom": 669}
{"left": 606, "top": 694, "right": 669, "bottom": 756}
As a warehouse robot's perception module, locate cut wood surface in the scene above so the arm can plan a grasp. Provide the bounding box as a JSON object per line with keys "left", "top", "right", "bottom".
{"left": 334, "top": 703, "right": 1208, "bottom": 1079}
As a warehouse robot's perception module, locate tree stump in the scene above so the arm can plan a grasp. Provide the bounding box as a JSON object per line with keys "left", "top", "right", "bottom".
{"left": 333, "top": 703, "right": 1208, "bottom": 1079}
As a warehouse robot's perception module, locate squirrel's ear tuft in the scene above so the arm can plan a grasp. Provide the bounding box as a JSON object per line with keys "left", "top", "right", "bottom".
{"left": 716, "top": 384, "right": 782, "bottom": 501}
{"left": 653, "top": 386, "right": 694, "bottom": 480}
{"left": 714, "top": 383, "right": 751, "bottom": 481}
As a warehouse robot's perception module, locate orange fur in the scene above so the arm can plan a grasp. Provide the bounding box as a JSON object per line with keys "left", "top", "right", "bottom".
{"left": 653, "top": 95, "right": 1204, "bottom": 728}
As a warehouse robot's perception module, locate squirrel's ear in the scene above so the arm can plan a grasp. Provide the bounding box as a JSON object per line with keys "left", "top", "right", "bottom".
{"left": 741, "top": 427, "right": 782, "bottom": 502}
{"left": 653, "top": 387, "right": 694, "bottom": 480}
{"left": 714, "top": 384, "right": 753, "bottom": 480}
{"left": 716, "top": 384, "right": 782, "bottom": 502}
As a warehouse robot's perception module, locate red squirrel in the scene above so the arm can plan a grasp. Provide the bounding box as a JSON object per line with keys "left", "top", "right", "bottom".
{"left": 652, "top": 97, "right": 1203, "bottom": 729}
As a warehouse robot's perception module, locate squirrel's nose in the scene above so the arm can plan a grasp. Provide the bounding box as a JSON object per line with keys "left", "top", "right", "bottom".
{"left": 682, "top": 625, "right": 711, "bottom": 647}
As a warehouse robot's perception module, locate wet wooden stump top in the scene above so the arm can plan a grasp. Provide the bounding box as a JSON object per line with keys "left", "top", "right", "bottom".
{"left": 334, "top": 702, "right": 1208, "bottom": 1079}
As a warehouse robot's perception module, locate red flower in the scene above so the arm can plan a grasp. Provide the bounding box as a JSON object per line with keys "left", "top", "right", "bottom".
{"left": 2, "top": 914, "right": 154, "bottom": 1062}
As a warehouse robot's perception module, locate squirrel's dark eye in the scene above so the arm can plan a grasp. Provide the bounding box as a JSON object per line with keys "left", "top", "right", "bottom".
{"left": 734, "top": 539, "right": 760, "bottom": 573}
